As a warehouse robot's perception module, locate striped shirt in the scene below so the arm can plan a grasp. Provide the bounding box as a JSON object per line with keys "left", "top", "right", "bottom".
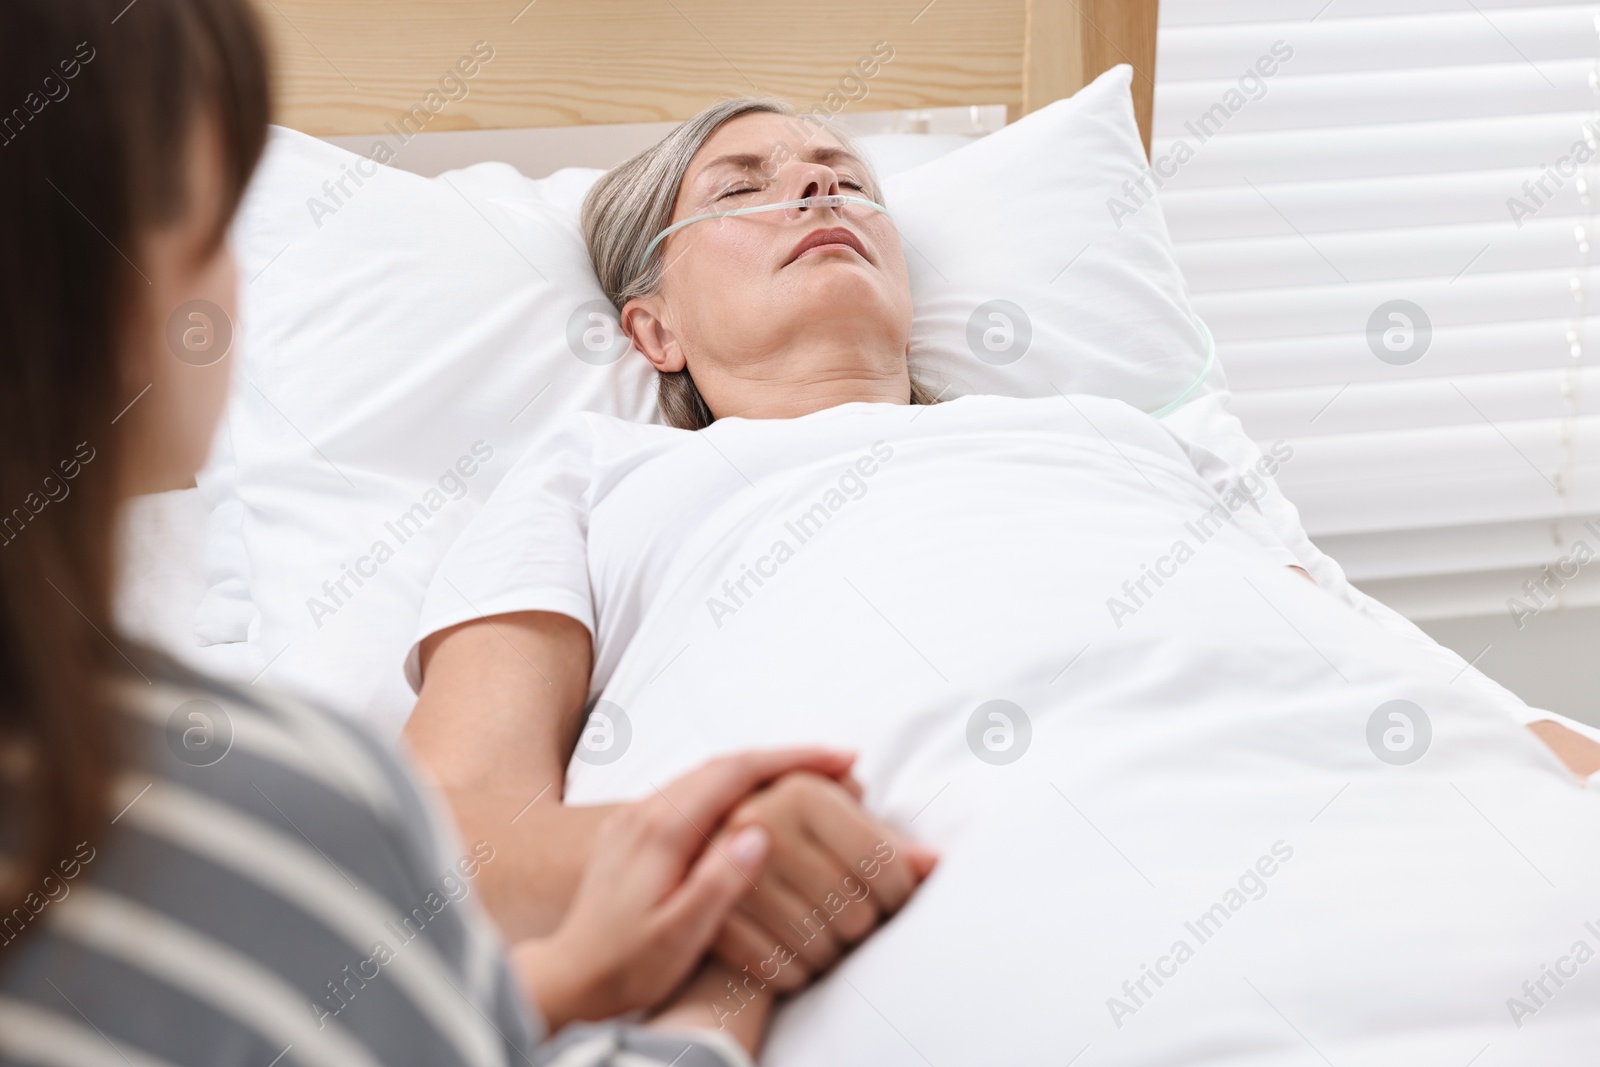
{"left": 0, "top": 651, "right": 749, "bottom": 1067}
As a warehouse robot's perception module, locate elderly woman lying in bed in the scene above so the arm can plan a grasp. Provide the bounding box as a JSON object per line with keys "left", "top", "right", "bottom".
{"left": 407, "top": 100, "right": 1600, "bottom": 1061}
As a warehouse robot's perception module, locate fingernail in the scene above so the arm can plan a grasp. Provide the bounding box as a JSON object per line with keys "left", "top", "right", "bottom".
{"left": 727, "top": 825, "right": 769, "bottom": 867}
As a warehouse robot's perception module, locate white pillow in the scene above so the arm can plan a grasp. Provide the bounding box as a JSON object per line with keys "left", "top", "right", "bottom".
{"left": 216, "top": 128, "right": 654, "bottom": 733}
{"left": 202, "top": 67, "right": 1289, "bottom": 734}
{"left": 889, "top": 65, "right": 1209, "bottom": 413}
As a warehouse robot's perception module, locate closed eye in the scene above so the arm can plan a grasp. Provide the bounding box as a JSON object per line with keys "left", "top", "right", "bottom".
{"left": 716, "top": 185, "right": 758, "bottom": 201}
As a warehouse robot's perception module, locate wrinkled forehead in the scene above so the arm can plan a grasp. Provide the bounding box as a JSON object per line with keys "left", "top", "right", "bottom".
{"left": 680, "top": 112, "right": 869, "bottom": 198}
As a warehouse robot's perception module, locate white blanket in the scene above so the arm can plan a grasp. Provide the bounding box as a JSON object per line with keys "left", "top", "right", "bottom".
{"left": 548, "top": 396, "right": 1600, "bottom": 1064}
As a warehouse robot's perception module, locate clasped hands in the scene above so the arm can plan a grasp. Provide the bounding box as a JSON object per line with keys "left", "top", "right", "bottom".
{"left": 511, "top": 748, "right": 938, "bottom": 1053}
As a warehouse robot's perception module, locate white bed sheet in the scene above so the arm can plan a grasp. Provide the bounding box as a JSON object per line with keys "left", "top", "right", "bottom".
{"left": 554, "top": 398, "right": 1600, "bottom": 1065}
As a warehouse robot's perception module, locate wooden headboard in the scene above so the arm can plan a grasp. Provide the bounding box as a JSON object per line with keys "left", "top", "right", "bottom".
{"left": 256, "top": 0, "right": 1158, "bottom": 154}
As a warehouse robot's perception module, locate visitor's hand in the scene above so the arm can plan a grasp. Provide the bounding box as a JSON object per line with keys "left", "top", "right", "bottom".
{"left": 510, "top": 747, "right": 855, "bottom": 1029}
{"left": 709, "top": 769, "right": 939, "bottom": 993}
{"left": 650, "top": 959, "right": 774, "bottom": 1058}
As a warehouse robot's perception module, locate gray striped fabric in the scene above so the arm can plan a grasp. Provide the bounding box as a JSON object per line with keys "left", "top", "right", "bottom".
{"left": 0, "top": 651, "right": 749, "bottom": 1067}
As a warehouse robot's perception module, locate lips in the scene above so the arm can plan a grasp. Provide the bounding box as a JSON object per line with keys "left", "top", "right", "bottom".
{"left": 786, "top": 226, "right": 868, "bottom": 266}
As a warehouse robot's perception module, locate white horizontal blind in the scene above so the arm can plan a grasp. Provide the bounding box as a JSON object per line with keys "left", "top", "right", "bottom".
{"left": 1153, "top": 0, "right": 1600, "bottom": 620}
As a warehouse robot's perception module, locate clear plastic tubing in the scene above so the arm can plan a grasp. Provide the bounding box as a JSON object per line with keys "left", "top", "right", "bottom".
{"left": 638, "top": 195, "right": 889, "bottom": 269}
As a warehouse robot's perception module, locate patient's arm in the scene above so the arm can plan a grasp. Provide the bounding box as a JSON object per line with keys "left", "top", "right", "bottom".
{"left": 1279, "top": 567, "right": 1600, "bottom": 784}
{"left": 408, "top": 611, "right": 603, "bottom": 939}
{"left": 1527, "top": 720, "right": 1600, "bottom": 780}
{"left": 1275, "top": 568, "right": 1600, "bottom": 783}
{"left": 408, "top": 610, "right": 936, "bottom": 975}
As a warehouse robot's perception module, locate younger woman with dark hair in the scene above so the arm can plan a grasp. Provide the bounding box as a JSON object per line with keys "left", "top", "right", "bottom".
{"left": 0, "top": 2, "right": 854, "bottom": 1063}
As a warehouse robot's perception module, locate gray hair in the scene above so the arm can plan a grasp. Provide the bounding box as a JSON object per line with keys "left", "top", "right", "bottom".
{"left": 581, "top": 98, "right": 935, "bottom": 429}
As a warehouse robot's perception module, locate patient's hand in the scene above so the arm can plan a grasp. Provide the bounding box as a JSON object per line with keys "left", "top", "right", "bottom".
{"left": 708, "top": 770, "right": 939, "bottom": 993}
{"left": 510, "top": 749, "right": 843, "bottom": 1030}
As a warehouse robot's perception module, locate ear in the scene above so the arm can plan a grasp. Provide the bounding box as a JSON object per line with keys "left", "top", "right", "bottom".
{"left": 621, "top": 297, "right": 685, "bottom": 374}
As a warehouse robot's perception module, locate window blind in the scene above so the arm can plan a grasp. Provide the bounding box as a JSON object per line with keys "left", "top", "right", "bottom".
{"left": 1153, "top": 0, "right": 1600, "bottom": 622}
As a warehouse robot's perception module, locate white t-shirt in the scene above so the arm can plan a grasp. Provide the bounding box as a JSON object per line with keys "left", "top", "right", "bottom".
{"left": 407, "top": 394, "right": 1297, "bottom": 697}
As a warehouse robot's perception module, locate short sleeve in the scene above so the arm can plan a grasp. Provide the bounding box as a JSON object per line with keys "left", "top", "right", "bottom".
{"left": 405, "top": 415, "right": 599, "bottom": 692}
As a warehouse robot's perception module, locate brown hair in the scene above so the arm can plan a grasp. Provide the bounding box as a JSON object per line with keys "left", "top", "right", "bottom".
{"left": 582, "top": 98, "right": 939, "bottom": 429}
{"left": 0, "top": 0, "right": 269, "bottom": 940}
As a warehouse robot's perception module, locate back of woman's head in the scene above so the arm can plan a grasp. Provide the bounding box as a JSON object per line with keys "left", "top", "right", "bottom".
{"left": 0, "top": 0, "right": 268, "bottom": 937}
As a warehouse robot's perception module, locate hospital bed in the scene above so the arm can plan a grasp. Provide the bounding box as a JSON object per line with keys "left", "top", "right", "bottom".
{"left": 117, "top": 2, "right": 1600, "bottom": 1062}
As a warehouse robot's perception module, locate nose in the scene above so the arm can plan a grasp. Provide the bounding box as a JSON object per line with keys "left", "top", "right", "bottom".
{"left": 782, "top": 160, "right": 843, "bottom": 207}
